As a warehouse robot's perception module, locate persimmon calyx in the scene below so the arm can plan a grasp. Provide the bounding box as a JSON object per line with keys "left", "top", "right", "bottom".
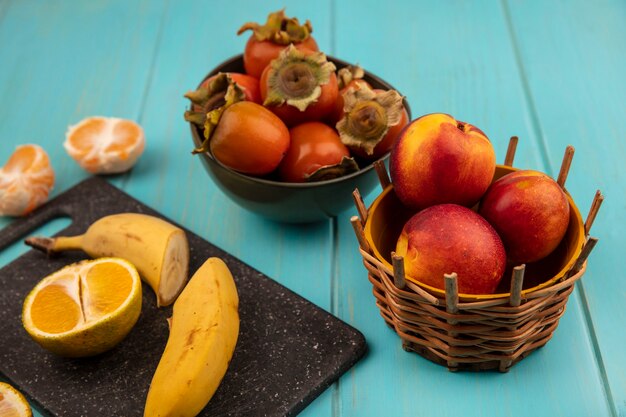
{"left": 184, "top": 73, "right": 245, "bottom": 127}
{"left": 336, "top": 84, "right": 404, "bottom": 156}
{"left": 306, "top": 156, "right": 359, "bottom": 182}
{"left": 184, "top": 73, "right": 245, "bottom": 129}
{"left": 237, "top": 9, "right": 313, "bottom": 45}
{"left": 186, "top": 74, "right": 245, "bottom": 155}
{"left": 264, "top": 45, "right": 336, "bottom": 112}
{"left": 337, "top": 65, "right": 365, "bottom": 90}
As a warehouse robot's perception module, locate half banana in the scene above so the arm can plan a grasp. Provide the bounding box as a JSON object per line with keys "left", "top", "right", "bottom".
{"left": 25, "top": 213, "right": 189, "bottom": 307}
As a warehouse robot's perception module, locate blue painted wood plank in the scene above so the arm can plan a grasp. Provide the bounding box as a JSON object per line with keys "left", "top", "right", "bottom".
{"left": 333, "top": 0, "right": 612, "bottom": 416}
{"left": 0, "top": 1, "right": 166, "bottom": 416}
{"left": 0, "top": 0, "right": 166, "bottom": 241}
{"left": 504, "top": 1, "right": 626, "bottom": 415}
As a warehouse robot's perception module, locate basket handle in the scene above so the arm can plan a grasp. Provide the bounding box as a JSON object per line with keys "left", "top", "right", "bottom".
{"left": 504, "top": 136, "right": 518, "bottom": 166}
{"left": 568, "top": 237, "right": 598, "bottom": 278}
{"left": 352, "top": 188, "right": 368, "bottom": 225}
{"left": 509, "top": 265, "right": 526, "bottom": 307}
{"left": 391, "top": 253, "right": 406, "bottom": 289}
{"left": 584, "top": 190, "right": 604, "bottom": 236}
{"left": 557, "top": 145, "right": 575, "bottom": 188}
{"left": 373, "top": 160, "right": 391, "bottom": 189}
{"left": 444, "top": 273, "right": 459, "bottom": 315}
{"left": 350, "top": 216, "right": 371, "bottom": 253}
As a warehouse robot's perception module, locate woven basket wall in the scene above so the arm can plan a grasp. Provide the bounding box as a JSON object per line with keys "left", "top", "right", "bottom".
{"left": 360, "top": 247, "right": 585, "bottom": 372}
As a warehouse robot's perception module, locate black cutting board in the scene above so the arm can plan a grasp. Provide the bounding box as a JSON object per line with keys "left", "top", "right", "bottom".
{"left": 0, "top": 177, "right": 367, "bottom": 417}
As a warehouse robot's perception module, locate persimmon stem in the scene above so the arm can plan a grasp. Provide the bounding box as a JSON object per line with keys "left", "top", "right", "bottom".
{"left": 24, "top": 236, "right": 56, "bottom": 255}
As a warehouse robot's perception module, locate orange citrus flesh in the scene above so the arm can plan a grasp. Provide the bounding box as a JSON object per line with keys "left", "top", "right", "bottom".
{"left": 82, "top": 262, "right": 134, "bottom": 321}
{"left": 65, "top": 118, "right": 107, "bottom": 162}
{"left": 28, "top": 274, "right": 82, "bottom": 334}
{"left": 0, "top": 144, "right": 55, "bottom": 216}
{"left": 64, "top": 117, "right": 145, "bottom": 174}
{"left": 22, "top": 258, "right": 142, "bottom": 357}
{"left": 0, "top": 382, "right": 32, "bottom": 417}
{"left": 108, "top": 122, "right": 143, "bottom": 156}
{"left": 4, "top": 145, "right": 37, "bottom": 172}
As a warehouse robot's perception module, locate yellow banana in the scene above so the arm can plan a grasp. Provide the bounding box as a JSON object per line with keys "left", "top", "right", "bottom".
{"left": 144, "top": 257, "right": 240, "bottom": 417}
{"left": 25, "top": 213, "right": 189, "bottom": 307}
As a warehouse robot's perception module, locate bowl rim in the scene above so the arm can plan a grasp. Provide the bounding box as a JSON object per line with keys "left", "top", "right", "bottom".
{"left": 363, "top": 165, "right": 587, "bottom": 301}
{"left": 192, "top": 124, "right": 390, "bottom": 188}
{"left": 189, "top": 53, "right": 408, "bottom": 189}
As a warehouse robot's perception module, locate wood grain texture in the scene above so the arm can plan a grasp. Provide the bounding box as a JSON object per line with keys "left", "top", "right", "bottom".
{"left": 333, "top": 0, "right": 615, "bottom": 416}
{"left": 505, "top": 1, "right": 626, "bottom": 415}
{"left": 0, "top": 0, "right": 166, "bottom": 247}
{"left": 1, "top": 0, "right": 624, "bottom": 416}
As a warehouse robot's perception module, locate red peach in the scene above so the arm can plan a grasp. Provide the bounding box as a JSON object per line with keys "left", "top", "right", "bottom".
{"left": 389, "top": 113, "right": 496, "bottom": 210}
{"left": 395, "top": 204, "right": 506, "bottom": 295}
{"left": 478, "top": 169, "right": 570, "bottom": 263}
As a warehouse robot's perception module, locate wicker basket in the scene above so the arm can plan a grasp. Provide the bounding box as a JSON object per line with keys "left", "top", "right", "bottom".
{"left": 350, "top": 140, "right": 602, "bottom": 372}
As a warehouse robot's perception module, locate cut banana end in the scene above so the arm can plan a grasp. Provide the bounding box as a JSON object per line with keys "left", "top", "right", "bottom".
{"left": 157, "top": 230, "right": 190, "bottom": 307}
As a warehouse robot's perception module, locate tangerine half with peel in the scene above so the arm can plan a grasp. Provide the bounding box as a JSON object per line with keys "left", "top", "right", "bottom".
{"left": 64, "top": 116, "right": 145, "bottom": 174}
{"left": 0, "top": 144, "right": 54, "bottom": 217}
{"left": 0, "top": 382, "right": 32, "bottom": 417}
{"left": 22, "top": 257, "right": 142, "bottom": 358}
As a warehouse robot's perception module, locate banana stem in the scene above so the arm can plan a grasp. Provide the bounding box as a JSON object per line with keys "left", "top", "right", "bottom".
{"left": 25, "top": 235, "right": 84, "bottom": 255}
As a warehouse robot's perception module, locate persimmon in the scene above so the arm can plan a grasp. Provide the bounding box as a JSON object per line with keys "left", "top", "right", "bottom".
{"left": 188, "top": 81, "right": 290, "bottom": 176}
{"left": 328, "top": 65, "right": 372, "bottom": 125}
{"left": 185, "top": 73, "right": 257, "bottom": 128}
{"left": 278, "top": 122, "right": 357, "bottom": 182}
{"left": 210, "top": 102, "right": 289, "bottom": 175}
{"left": 366, "top": 106, "right": 409, "bottom": 159}
{"left": 260, "top": 45, "right": 338, "bottom": 127}
{"left": 200, "top": 73, "right": 261, "bottom": 104}
{"left": 337, "top": 84, "right": 408, "bottom": 160}
{"left": 186, "top": 74, "right": 291, "bottom": 175}
{"left": 238, "top": 9, "right": 319, "bottom": 78}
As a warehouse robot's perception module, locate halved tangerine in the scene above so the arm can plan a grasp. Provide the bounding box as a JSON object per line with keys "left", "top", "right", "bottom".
{"left": 0, "top": 382, "right": 32, "bottom": 417}
{"left": 64, "top": 116, "right": 145, "bottom": 174}
{"left": 22, "top": 258, "right": 142, "bottom": 358}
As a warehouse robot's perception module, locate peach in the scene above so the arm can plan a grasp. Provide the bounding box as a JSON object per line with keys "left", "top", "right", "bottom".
{"left": 478, "top": 170, "right": 570, "bottom": 263}
{"left": 389, "top": 113, "right": 496, "bottom": 210}
{"left": 396, "top": 204, "right": 506, "bottom": 295}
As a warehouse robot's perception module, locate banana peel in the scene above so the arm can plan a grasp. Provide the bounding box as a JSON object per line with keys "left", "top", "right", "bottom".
{"left": 25, "top": 213, "right": 189, "bottom": 307}
{"left": 144, "top": 257, "right": 240, "bottom": 417}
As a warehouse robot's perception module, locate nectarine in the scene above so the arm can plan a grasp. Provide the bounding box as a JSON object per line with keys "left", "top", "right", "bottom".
{"left": 390, "top": 113, "right": 496, "bottom": 210}
{"left": 478, "top": 169, "right": 570, "bottom": 263}
{"left": 395, "top": 204, "right": 506, "bottom": 294}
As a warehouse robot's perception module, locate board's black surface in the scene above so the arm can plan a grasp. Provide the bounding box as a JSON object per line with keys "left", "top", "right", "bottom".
{"left": 0, "top": 177, "right": 367, "bottom": 417}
